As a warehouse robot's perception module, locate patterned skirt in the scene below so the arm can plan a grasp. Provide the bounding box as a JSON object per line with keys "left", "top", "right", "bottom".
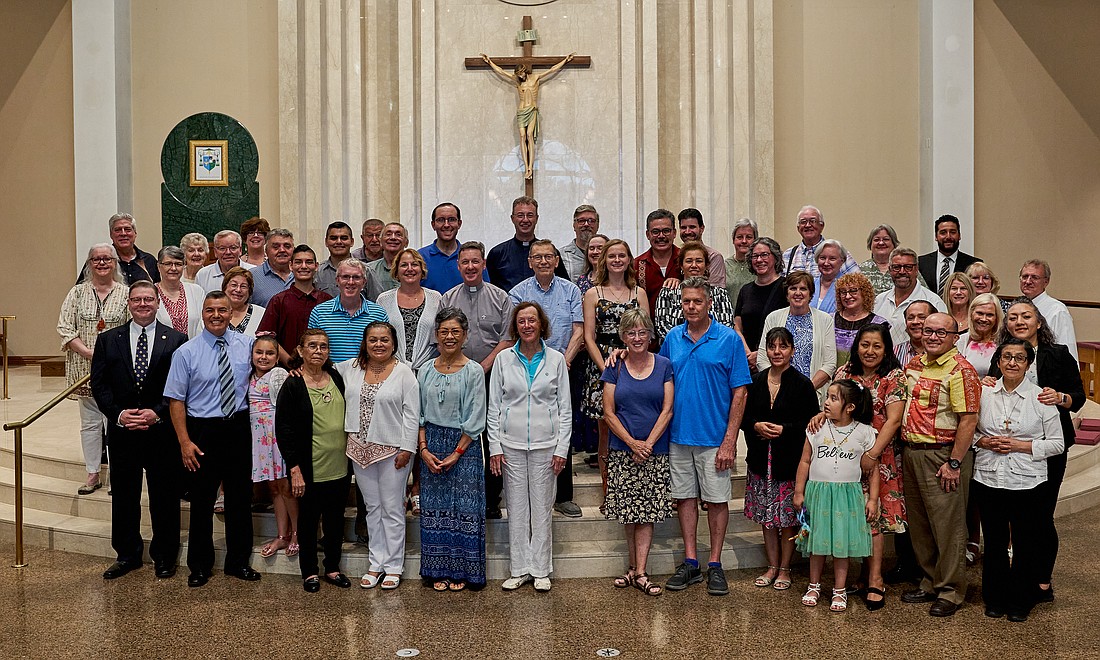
{"left": 418, "top": 422, "right": 487, "bottom": 585}
{"left": 796, "top": 480, "right": 872, "bottom": 559}
{"left": 743, "top": 446, "right": 797, "bottom": 529}
{"left": 861, "top": 441, "right": 907, "bottom": 534}
{"left": 604, "top": 450, "right": 674, "bottom": 524}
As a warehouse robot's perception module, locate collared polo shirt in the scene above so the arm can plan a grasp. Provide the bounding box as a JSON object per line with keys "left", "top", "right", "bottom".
{"left": 902, "top": 347, "right": 981, "bottom": 445}
{"left": 250, "top": 261, "right": 293, "bottom": 306}
{"left": 307, "top": 294, "right": 389, "bottom": 362}
{"left": 441, "top": 281, "right": 514, "bottom": 362}
{"left": 256, "top": 285, "right": 333, "bottom": 355}
{"left": 659, "top": 317, "right": 751, "bottom": 447}
{"left": 164, "top": 329, "right": 253, "bottom": 417}
{"left": 418, "top": 240, "right": 490, "bottom": 294}
{"left": 508, "top": 276, "right": 583, "bottom": 355}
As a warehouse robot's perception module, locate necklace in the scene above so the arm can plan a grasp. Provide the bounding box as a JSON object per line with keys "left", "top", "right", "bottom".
{"left": 825, "top": 420, "right": 858, "bottom": 472}
{"left": 368, "top": 359, "right": 391, "bottom": 376}
{"left": 997, "top": 386, "right": 1024, "bottom": 433}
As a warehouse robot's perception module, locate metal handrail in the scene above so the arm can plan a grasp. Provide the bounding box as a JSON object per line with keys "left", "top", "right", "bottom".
{"left": 3, "top": 374, "right": 90, "bottom": 568}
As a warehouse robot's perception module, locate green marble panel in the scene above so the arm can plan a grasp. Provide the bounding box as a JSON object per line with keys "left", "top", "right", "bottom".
{"left": 160, "top": 112, "right": 260, "bottom": 246}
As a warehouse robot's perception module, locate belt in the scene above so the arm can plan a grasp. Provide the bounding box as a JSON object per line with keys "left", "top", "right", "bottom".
{"left": 905, "top": 442, "right": 953, "bottom": 450}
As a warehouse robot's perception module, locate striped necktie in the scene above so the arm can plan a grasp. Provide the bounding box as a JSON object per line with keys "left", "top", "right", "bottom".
{"left": 215, "top": 336, "right": 237, "bottom": 416}
{"left": 938, "top": 256, "right": 952, "bottom": 294}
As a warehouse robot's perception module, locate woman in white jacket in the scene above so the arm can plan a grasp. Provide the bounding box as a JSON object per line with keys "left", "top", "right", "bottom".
{"left": 487, "top": 302, "right": 572, "bottom": 593}
{"left": 375, "top": 248, "right": 442, "bottom": 373}
{"left": 755, "top": 270, "right": 836, "bottom": 404}
{"left": 337, "top": 321, "right": 421, "bottom": 591}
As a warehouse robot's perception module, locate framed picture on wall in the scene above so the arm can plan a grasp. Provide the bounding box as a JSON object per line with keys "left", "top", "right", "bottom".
{"left": 189, "top": 139, "right": 229, "bottom": 186}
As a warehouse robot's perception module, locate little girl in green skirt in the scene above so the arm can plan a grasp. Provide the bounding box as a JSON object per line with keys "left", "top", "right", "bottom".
{"left": 793, "top": 379, "right": 879, "bottom": 612}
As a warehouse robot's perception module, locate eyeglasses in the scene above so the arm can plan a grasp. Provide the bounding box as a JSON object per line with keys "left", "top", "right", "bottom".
{"left": 797, "top": 219, "right": 822, "bottom": 226}
{"left": 624, "top": 329, "right": 650, "bottom": 339}
{"left": 437, "top": 328, "right": 464, "bottom": 337}
{"left": 574, "top": 217, "right": 598, "bottom": 225}
{"left": 889, "top": 264, "right": 917, "bottom": 272}
{"left": 158, "top": 261, "right": 184, "bottom": 269}
{"left": 245, "top": 230, "right": 266, "bottom": 237}
{"left": 338, "top": 275, "right": 365, "bottom": 282}
{"left": 1000, "top": 353, "right": 1028, "bottom": 364}
{"left": 837, "top": 288, "right": 860, "bottom": 297}
{"left": 214, "top": 245, "right": 241, "bottom": 253}
{"left": 128, "top": 296, "right": 156, "bottom": 304}
{"left": 648, "top": 228, "right": 674, "bottom": 236}
{"left": 750, "top": 253, "right": 772, "bottom": 261}
{"left": 90, "top": 257, "right": 115, "bottom": 264}
{"left": 530, "top": 254, "right": 557, "bottom": 262}
{"left": 921, "top": 328, "right": 959, "bottom": 338}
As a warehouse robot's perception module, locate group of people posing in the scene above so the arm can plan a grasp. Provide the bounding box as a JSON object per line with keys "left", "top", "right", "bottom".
{"left": 59, "top": 202, "right": 1083, "bottom": 620}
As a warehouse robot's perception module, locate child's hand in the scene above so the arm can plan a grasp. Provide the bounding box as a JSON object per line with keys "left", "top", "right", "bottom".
{"left": 865, "top": 498, "right": 878, "bottom": 522}
{"left": 792, "top": 493, "right": 804, "bottom": 509}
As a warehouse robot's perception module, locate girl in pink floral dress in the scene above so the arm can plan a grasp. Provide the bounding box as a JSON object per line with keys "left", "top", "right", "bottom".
{"left": 249, "top": 336, "right": 296, "bottom": 557}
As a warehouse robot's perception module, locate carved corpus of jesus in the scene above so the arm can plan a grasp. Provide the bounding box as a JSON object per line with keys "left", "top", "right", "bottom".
{"left": 480, "top": 52, "right": 574, "bottom": 180}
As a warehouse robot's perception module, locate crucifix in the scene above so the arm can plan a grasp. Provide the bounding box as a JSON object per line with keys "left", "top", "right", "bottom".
{"left": 465, "top": 16, "right": 591, "bottom": 197}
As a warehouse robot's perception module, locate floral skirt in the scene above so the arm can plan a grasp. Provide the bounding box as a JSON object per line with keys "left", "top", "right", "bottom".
{"left": 604, "top": 450, "right": 673, "bottom": 524}
{"left": 861, "top": 442, "right": 907, "bottom": 534}
{"left": 743, "top": 447, "right": 797, "bottom": 529}
{"left": 796, "top": 480, "right": 872, "bottom": 559}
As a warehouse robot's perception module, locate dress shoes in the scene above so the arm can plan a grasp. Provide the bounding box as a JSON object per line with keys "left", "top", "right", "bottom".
{"left": 187, "top": 571, "right": 210, "bottom": 588}
{"left": 303, "top": 577, "right": 321, "bottom": 593}
{"left": 103, "top": 560, "right": 142, "bottom": 580}
{"left": 901, "top": 588, "right": 937, "bottom": 604}
{"left": 154, "top": 561, "right": 176, "bottom": 579}
{"left": 225, "top": 566, "right": 262, "bottom": 581}
{"left": 929, "top": 599, "right": 960, "bottom": 617}
{"left": 984, "top": 607, "right": 1005, "bottom": 619}
{"left": 322, "top": 573, "right": 352, "bottom": 589}
{"left": 1035, "top": 586, "right": 1055, "bottom": 603}
{"left": 883, "top": 565, "right": 918, "bottom": 585}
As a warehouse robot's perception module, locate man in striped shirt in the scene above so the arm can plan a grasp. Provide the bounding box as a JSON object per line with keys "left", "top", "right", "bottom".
{"left": 307, "top": 258, "right": 389, "bottom": 362}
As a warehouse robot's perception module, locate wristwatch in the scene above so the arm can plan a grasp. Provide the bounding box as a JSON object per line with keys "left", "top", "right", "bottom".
{"left": 946, "top": 458, "right": 961, "bottom": 470}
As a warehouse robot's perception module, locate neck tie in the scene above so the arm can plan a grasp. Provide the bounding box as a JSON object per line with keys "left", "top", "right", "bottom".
{"left": 215, "top": 336, "right": 237, "bottom": 416}
{"left": 938, "top": 256, "right": 952, "bottom": 295}
{"left": 135, "top": 328, "right": 148, "bottom": 386}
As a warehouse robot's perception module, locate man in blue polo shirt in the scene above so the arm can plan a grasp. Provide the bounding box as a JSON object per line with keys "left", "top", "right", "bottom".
{"left": 659, "top": 276, "right": 751, "bottom": 597}
{"left": 307, "top": 258, "right": 389, "bottom": 362}
{"left": 419, "top": 202, "right": 489, "bottom": 293}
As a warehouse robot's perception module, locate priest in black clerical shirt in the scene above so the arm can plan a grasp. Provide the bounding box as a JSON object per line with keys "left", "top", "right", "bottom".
{"left": 486, "top": 195, "right": 569, "bottom": 292}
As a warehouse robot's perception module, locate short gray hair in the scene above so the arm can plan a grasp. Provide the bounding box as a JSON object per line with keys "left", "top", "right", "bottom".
{"left": 1020, "top": 259, "right": 1051, "bottom": 280}
{"left": 797, "top": 205, "right": 824, "bottom": 225}
{"left": 749, "top": 237, "right": 783, "bottom": 276}
{"left": 573, "top": 204, "right": 599, "bottom": 222}
{"left": 435, "top": 307, "right": 470, "bottom": 333}
{"left": 108, "top": 213, "right": 135, "bottom": 231}
{"left": 866, "top": 224, "right": 899, "bottom": 250}
{"left": 618, "top": 307, "right": 654, "bottom": 338}
{"left": 265, "top": 228, "right": 294, "bottom": 245}
{"left": 213, "top": 229, "right": 242, "bottom": 246}
{"left": 681, "top": 276, "right": 712, "bottom": 300}
{"left": 180, "top": 232, "right": 208, "bottom": 251}
{"left": 158, "top": 245, "right": 185, "bottom": 262}
{"left": 889, "top": 247, "right": 918, "bottom": 262}
{"left": 339, "top": 257, "right": 368, "bottom": 277}
{"left": 814, "top": 238, "right": 849, "bottom": 262}
{"left": 732, "top": 218, "right": 758, "bottom": 239}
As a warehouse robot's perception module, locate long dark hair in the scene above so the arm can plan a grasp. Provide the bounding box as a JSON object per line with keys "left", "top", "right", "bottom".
{"left": 830, "top": 379, "right": 874, "bottom": 425}
{"left": 999, "top": 297, "right": 1056, "bottom": 347}
{"left": 846, "top": 323, "right": 902, "bottom": 377}
{"left": 355, "top": 321, "right": 399, "bottom": 369}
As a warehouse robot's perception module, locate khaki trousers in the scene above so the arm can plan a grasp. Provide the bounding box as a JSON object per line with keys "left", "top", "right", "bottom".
{"left": 902, "top": 446, "right": 972, "bottom": 606}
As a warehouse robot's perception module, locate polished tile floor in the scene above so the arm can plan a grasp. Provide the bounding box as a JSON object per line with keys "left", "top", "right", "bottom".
{"left": 3, "top": 507, "right": 1100, "bottom": 659}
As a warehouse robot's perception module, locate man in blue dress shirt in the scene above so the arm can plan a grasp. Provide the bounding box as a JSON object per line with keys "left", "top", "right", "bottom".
{"left": 165, "top": 291, "right": 261, "bottom": 587}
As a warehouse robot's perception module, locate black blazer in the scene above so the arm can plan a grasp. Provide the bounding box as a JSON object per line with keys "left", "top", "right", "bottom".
{"left": 918, "top": 251, "right": 981, "bottom": 294}
{"left": 988, "top": 343, "right": 1085, "bottom": 449}
{"left": 741, "top": 366, "right": 820, "bottom": 481}
{"left": 275, "top": 367, "right": 347, "bottom": 484}
{"left": 90, "top": 321, "right": 188, "bottom": 431}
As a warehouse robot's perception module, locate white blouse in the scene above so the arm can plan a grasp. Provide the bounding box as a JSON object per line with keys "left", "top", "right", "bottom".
{"left": 973, "top": 378, "right": 1064, "bottom": 490}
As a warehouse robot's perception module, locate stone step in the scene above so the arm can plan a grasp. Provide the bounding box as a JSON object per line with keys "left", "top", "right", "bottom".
{"left": 0, "top": 501, "right": 766, "bottom": 579}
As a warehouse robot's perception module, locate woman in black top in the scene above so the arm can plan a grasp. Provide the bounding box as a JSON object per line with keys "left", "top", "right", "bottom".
{"left": 735, "top": 237, "right": 787, "bottom": 368}
{"left": 741, "top": 327, "right": 819, "bottom": 591}
{"left": 987, "top": 297, "right": 1085, "bottom": 604}
{"left": 275, "top": 328, "right": 351, "bottom": 592}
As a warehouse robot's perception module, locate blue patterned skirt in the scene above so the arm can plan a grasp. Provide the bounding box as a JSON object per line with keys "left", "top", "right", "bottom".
{"left": 418, "top": 422, "right": 487, "bottom": 585}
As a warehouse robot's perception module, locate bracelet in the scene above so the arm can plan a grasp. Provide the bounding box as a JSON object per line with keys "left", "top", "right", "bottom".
{"left": 454, "top": 445, "right": 466, "bottom": 456}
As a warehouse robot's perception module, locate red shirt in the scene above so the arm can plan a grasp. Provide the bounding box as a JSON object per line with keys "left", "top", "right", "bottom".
{"left": 256, "top": 285, "right": 333, "bottom": 359}
{"left": 635, "top": 246, "right": 681, "bottom": 317}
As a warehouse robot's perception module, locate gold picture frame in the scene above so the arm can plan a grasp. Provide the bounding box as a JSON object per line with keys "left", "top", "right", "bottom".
{"left": 189, "top": 139, "right": 229, "bottom": 186}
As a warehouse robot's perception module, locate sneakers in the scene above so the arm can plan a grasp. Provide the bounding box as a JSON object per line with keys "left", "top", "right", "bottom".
{"left": 554, "top": 501, "right": 582, "bottom": 518}
{"left": 665, "top": 562, "right": 704, "bottom": 591}
{"left": 533, "top": 577, "right": 552, "bottom": 592}
{"left": 706, "top": 565, "right": 729, "bottom": 596}
{"left": 501, "top": 574, "right": 532, "bottom": 591}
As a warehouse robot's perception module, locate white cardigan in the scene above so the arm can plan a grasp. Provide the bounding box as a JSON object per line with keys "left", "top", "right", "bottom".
{"left": 335, "top": 358, "right": 421, "bottom": 453}
{"left": 756, "top": 307, "right": 837, "bottom": 404}
{"left": 486, "top": 344, "right": 572, "bottom": 458}
{"left": 155, "top": 282, "right": 206, "bottom": 338}
{"left": 376, "top": 287, "right": 442, "bottom": 372}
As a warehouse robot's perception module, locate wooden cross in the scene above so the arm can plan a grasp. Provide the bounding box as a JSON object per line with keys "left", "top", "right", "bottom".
{"left": 466, "top": 15, "right": 591, "bottom": 197}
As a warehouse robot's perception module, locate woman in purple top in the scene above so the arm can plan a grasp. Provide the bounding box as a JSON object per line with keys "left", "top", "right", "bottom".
{"left": 601, "top": 308, "right": 674, "bottom": 597}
